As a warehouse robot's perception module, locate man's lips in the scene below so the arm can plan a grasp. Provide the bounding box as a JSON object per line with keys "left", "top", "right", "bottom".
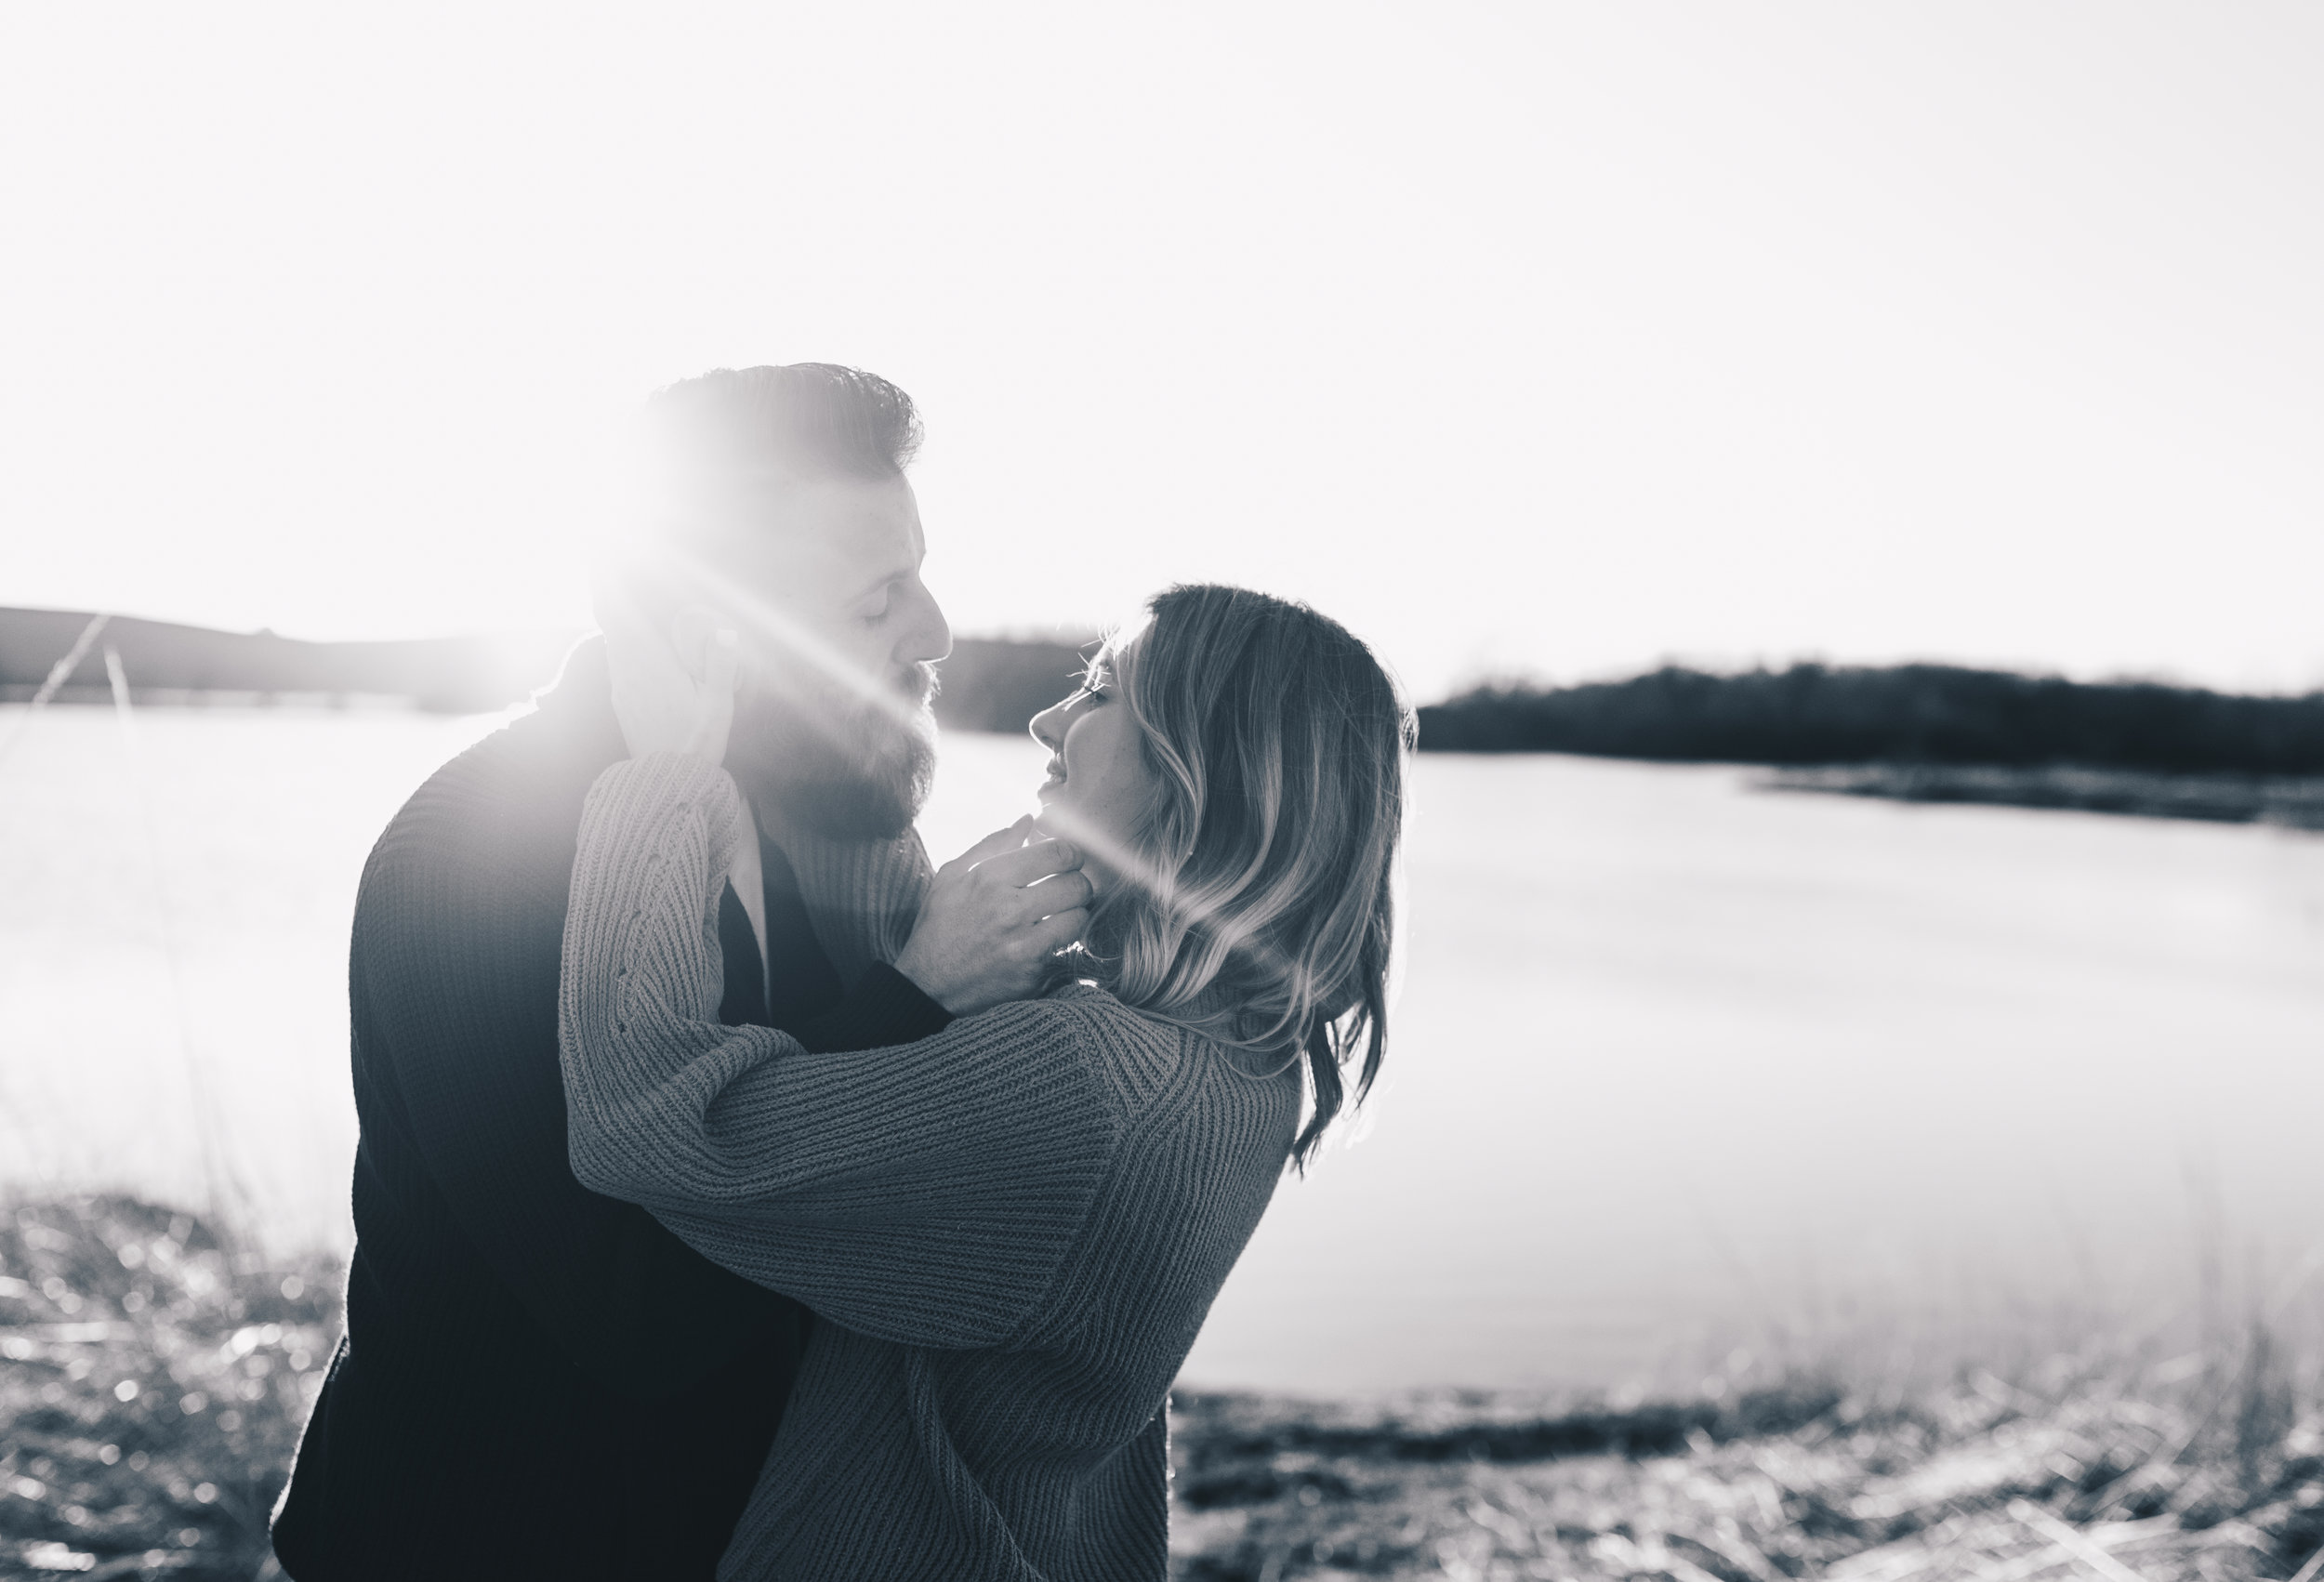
{"left": 891, "top": 663, "right": 939, "bottom": 709}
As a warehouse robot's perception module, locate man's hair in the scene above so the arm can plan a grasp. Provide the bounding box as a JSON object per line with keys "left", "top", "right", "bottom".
{"left": 644, "top": 363, "right": 922, "bottom": 490}
{"left": 619, "top": 362, "right": 922, "bottom": 620}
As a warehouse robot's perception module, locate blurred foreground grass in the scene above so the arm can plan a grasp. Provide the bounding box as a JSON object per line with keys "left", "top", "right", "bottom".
{"left": 4, "top": 1195, "right": 2319, "bottom": 1581}
{"left": 1170, "top": 1362, "right": 2323, "bottom": 1581}
{"left": 1, "top": 1197, "right": 333, "bottom": 1580}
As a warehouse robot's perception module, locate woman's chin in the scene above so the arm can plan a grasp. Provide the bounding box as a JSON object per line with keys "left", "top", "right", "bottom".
{"left": 1031, "top": 805, "right": 1089, "bottom": 854}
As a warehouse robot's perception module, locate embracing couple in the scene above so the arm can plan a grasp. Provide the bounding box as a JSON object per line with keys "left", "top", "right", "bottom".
{"left": 269, "top": 364, "right": 1412, "bottom": 1581}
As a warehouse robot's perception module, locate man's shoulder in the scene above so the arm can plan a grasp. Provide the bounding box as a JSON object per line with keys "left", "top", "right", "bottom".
{"left": 366, "top": 716, "right": 534, "bottom": 871}
{"left": 359, "top": 705, "right": 609, "bottom": 921}
{"left": 363, "top": 640, "right": 623, "bottom": 876}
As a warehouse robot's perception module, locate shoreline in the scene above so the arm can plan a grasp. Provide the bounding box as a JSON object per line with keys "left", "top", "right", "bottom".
{"left": 1763, "top": 762, "right": 2324, "bottom": 831}
{"left": 14, "top": 685, "right": 2322, "bottom": 839}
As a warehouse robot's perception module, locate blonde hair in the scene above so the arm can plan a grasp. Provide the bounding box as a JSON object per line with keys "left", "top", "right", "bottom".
{"left": 1069, "top": 585, "right": 1414, "bottom": 1170}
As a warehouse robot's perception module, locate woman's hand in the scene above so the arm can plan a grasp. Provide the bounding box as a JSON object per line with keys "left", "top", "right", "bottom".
{"left": 604, "top": 599, "right": 738, "bottom": 766}
{"left": 893, "top": 817, "right": 1093, "bottom": 1016}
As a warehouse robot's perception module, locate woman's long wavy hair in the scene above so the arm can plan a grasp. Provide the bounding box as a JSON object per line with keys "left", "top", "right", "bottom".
{"left": 1063, "top": 585, "right": 1415, "bottom": 1171}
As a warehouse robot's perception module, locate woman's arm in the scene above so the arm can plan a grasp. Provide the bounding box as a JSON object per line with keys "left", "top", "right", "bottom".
{"left": 558, "top": 753, "right": 1118, "bottom": 1350}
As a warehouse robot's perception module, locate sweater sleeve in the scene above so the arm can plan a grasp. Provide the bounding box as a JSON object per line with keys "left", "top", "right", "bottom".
{"left": 557, "top": 754, "right": 1118, "bottom": 1351}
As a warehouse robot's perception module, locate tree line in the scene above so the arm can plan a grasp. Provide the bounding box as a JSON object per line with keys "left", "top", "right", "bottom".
{"left": 1415, "top": 664, "right": 2324, "bottom": 775}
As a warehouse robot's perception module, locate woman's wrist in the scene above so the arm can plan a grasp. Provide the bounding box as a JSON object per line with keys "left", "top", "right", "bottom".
{"left": 891, "top": 935, "right": 970, "bottom": 1015}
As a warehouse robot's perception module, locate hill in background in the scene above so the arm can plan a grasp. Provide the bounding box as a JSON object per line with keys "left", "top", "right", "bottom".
{"left": 0, "top": 607, "right": 580, "bottom": 717}
{"left": 0, "top": 607, "right": 1093, "bottom": 733}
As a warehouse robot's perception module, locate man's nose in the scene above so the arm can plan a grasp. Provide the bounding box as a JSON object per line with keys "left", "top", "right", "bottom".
{"left": 897, "top": 577, "right": 951, "bottom": 666}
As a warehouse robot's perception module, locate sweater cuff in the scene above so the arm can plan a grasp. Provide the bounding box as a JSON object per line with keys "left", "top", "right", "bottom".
{"left": 790, "top": 963, "right": 954, "bottom": 1054}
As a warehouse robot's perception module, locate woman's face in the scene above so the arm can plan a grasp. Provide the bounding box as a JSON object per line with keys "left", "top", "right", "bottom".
{"left": 1029, "top": 669, "right": 1156, "bottom": 898}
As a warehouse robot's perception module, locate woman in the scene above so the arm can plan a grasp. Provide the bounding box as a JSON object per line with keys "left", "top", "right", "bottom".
{"left": 557, "top": 584, "right": 1411, "bottom": 1580}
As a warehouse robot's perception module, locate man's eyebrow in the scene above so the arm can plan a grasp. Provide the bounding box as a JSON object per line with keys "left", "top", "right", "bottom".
{"left": 846, "top": 554, "right": 918, "bottom": 601}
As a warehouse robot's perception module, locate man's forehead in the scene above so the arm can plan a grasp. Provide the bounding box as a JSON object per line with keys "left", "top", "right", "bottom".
{"left": 716, "top": 473, "right": 922, "bottom": 587}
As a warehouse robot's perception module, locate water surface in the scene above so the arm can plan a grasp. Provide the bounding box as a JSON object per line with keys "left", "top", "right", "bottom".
{"left": 4, "top": 707, "right": 2319, "bottom": 1393}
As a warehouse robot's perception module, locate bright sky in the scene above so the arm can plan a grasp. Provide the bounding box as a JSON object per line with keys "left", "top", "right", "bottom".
{"left": 5, "top": 3, "right": 2318, "bottom": 701}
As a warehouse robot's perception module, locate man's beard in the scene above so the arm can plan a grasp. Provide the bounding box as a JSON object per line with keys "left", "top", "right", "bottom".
{"left": 725, "top": 663, "right": 938, "bottom": 840}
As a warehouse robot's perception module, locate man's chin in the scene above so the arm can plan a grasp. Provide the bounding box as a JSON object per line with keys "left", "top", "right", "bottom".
{"left": 782, "top": 759, "right": 931, "bottom": 840}
{"left": 732, "top": 720, "right": 935, "bottom": 841}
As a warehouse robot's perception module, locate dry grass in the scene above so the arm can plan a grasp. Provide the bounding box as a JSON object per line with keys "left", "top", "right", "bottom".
{"left": 0, "top": 1195, "right": 334, "bottom": 1580}
{"left": 5, "top": 1194, "right": 2319, "bottom": 1582}
{"left": 1166, "top": 1354, "right": 2324, "bottom": 1580}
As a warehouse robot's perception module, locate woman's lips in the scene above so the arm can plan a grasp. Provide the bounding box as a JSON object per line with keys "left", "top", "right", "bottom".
{"left": 1037, "top": 762, "right": 1066, "bottom": 800}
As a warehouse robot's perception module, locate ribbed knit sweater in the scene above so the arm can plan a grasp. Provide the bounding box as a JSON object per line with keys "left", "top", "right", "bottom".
{"left": 559, "top": 754, "right": 1301, "bottom": 1582}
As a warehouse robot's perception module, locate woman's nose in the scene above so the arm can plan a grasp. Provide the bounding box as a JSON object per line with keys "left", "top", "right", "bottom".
{"left": 1029, "top": 695, "right": 1072, "bottom": 752}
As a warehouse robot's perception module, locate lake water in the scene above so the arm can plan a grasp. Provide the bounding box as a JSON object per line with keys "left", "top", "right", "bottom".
{"left": 4, "top": 704, "right": 2320, "bottom": 1395}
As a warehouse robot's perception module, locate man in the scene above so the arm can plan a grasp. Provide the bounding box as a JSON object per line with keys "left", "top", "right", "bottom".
{"left": 273, "top": 364, "right": 972, "bottom": 1579}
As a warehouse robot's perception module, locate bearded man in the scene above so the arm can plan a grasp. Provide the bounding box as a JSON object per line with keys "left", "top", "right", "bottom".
{"left": 272, "top": 366, "right": 970, "bottom": 1580}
